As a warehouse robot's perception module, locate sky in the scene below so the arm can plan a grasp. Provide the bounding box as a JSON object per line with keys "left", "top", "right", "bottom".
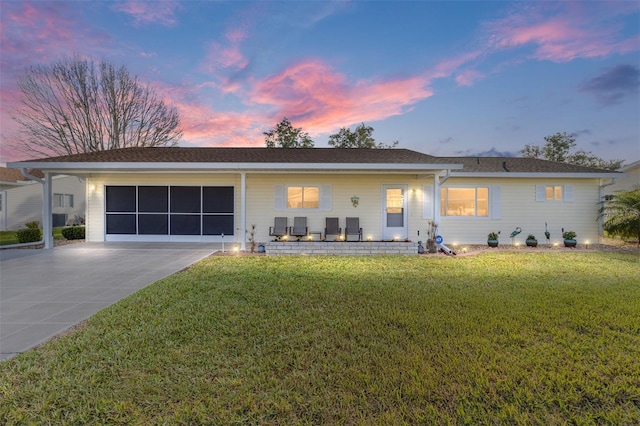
{"left": 1, "top": 0, "right": 639, "bottom": 165}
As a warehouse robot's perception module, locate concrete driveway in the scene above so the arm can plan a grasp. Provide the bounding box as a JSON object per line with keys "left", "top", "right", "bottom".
{"left": 0, "top": 242, "right": 217, "bottom": 361}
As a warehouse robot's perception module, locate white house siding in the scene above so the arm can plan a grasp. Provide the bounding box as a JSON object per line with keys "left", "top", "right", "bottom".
{"left": 86, "top": 172, "right": 437, "bottom": 243}
{"left": 1, "top": 175, "right": 86, "bottom": 230}
{"left": 86, "top": 173, "right": 241, "bottom": 242}
{"left": 607, "top": 162, "right": 640, "bottom": 194}
{"left": 84, "top": 172, "right": 604, "bottom": 246}
{"left": 245, "top": 173, "right": 435, "bottom": 243}
{"left": 439, "top": 178, "right": 602, "bottom": 246}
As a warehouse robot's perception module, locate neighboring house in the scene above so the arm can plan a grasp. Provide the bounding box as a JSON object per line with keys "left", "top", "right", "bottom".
{"left": 0, "top": 167, "right": 86, "bottom": 231}
{"left": 606, "top": 160, "right": 640, "bottom": 194}
{"left": 7, "top": 147, "right": 623, "bottom": 249}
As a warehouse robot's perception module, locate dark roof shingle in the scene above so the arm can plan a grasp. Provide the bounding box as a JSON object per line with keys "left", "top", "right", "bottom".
{"left": 24, "top": 147, "right": 440, "bottom": 164}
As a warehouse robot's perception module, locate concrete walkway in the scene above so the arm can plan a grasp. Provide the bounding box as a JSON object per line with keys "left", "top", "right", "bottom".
{"left": 0, "top": 242, "right": 217, "bottom": 361}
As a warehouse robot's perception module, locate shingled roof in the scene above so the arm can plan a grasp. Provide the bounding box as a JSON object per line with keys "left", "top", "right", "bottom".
{"left": 21, "top": 147, "right": 444, "bottom": 164}
{"left": 0, "top": 167, "right": 43, "bottom": 183}
{"left": 9, "top": 147, "right": 621, "bottom": 175}
{"left": 441, "top": 156, "right": 618, "bottom": 174}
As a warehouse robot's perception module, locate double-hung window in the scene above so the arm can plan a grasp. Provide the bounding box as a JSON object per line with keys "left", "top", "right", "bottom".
{"left": 275, "top": 184, "right": 331, "bottom": 211}
{"left": 287, "top": 186, "right": 319, "bottom": 209}
{"left": 440, "top": 187, "right": 489, "bottom": 217}
{"left": 53, "top": 193, "right": 74, "bottom": 208}
{"left": 536, "top": 185, "right": 574, "bottom": 202}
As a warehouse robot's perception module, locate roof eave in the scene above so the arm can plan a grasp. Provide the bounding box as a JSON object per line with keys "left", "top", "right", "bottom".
{"left": 7, "top": 161, "right": 465, "bottom": 173}
{"left": 449, "top": 172, "right": 625, "bottom": 179}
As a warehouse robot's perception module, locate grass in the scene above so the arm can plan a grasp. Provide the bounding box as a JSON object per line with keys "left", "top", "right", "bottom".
{"left": 0, "top": 227, "right": 66, "bottom": 245}
{"left": 1, "top": 252, "right": 639, "bottom": 424}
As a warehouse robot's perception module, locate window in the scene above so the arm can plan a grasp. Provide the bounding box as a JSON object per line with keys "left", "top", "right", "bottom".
{"left": 53, "top": 193, "right": 74, "bottom": 208}
{"left": 287, "top": 186, "right": 319, "bottom": 209}
{"left": 536, "top": 185, "right": 574, "bottom": 202}
{"left": 440, "top": 187, "right": 489, "bottom": 217}
{"left": 546, "top": 185, "right": 562, "bottom": 200}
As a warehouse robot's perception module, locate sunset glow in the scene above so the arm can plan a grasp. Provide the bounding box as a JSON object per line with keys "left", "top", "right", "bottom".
{"left": 1, "top": 1, "right": 638, "bottom": 163}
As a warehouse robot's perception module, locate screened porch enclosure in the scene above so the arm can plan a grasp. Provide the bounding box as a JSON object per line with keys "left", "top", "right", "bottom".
{"left": 105, "top": 185, "right": 234, "bottom": 241}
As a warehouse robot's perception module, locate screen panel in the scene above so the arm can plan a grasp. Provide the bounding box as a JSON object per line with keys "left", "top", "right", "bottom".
{"left": 106, "top": 186, "right": 136, "bottom": 212}
{"left": 138, "top": 214, "right": 168, "bottom": 235}
{"left": 170, "top": 214, "right": 201, "bottom": 235}
{"left": 170, "top": 186, "right": 201, "bottom": 213}
{"left": 203, "top": 187, "right": 234, "bottom": 213}
{"left": 203, "top": 215, "right": 234, "bottom": 235}
{"left": 138, "top": 186, "right": 168, "bottom": 213}
{"left": 106, "top": 214, "right": 136, "bottom": 234}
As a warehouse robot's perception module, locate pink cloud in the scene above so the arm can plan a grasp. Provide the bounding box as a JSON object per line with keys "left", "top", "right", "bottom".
{"left": 111, "top": 1, "right": 181, "bottom": 27}
{"left": 455, "top": 69, "right": 484, "bottom": 87}
{"left": 201, "top": 42, "right": 249, "bottom": 72}
{"left": 485, "top": 5, "right": 640, "bottom": 62}
{"left": 250, "top": 60, "right": 433, "bottom": 134}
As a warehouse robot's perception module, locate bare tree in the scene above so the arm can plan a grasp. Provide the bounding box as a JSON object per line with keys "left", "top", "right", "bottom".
{"left": 12, "top": 55, "right": 182, "bottom": 157}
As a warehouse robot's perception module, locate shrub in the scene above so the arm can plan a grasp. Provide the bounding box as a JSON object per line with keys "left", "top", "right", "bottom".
{"left": 16, "top": 227, "right": 42, "bottom": 243}
{"left": 61, "top": 226, "right": 85, "bottom": 240}
{"left": 526, "top": 234, "right": 537, "bottom": 240}
{"left": 25, "top": 221, "right": 40, "bottom": 229}
{"left": 562, "top": 230, "right": 577, "bottom": 240}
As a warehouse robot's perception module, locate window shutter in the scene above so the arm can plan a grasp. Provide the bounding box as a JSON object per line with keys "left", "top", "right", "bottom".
{"left": 490, "top": 185, "right": 502, "bottom": 219}
{"left": 320, "top": 185, "right": 332, "bottom": 211}
{"left": 563, "top": 185, "right": 574, "bottom": 202}
{"left": 422, "top": 184, "right": 433, "bottom": 219}
{"left": 274, "top": 185, "right": 284, "bottom": 210}
{"left": 535, "top": 184, "right": 546, "bottom": 201}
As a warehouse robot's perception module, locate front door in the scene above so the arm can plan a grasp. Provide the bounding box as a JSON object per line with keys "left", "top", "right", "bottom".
{"left": 382, "top": 185, "right": 408, "bottom": 240}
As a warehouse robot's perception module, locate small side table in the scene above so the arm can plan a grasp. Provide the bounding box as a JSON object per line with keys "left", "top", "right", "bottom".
{"left": 308, "top": 231, "right": 322, "bottom": 241}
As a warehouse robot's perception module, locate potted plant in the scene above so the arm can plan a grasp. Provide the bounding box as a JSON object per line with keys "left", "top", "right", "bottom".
{"left": 525, "top": 234, "right": 538, "bottom": 247}
{"left": 563, "top": 230, "right": 577, "bottom": 248}
{"left": 487, "top": 231, "right": 499, "bottom": 247}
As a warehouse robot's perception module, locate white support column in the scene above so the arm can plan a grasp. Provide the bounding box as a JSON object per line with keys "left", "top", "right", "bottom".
{"left": 240, "top": 172, "right": 246, "bottom": 251}
{"left": 433, "top": 175, "right": 441, "bottom": 225}
{"left": 43, "top": 172, "right": 53, "bottom": 249}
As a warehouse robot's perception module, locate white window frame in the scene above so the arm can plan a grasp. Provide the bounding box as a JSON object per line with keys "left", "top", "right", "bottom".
{"left": 274, "top": 184, "right": 332, "bottom": 211}
{"left": 53, "top": 193, "right": 74, "bottom": 208}
{"left": 536, "top": 185, "right": 574, "bottom": 202}
{"left": 440, "top": 186, "right": 490, "bottom": 218}
{"left": 286, "top": 185, "right": 320, "bottom": 209}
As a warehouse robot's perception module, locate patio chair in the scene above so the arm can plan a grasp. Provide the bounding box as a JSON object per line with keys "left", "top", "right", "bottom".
{"left": 269, "top": 217, "right": 288, "bottom": 237}
{"left": 324, "top": 217, "right": 341, "bottom": 240}
{"left": 345, "top": 217, "right": 363, "bottom": 241}
{"left": 290, "top": 216, "right": 308, "bottom": 238}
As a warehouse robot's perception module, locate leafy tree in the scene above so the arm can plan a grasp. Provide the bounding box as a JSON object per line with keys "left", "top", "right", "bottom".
{"left": 264, "top": 117, "right": 314, "bottom": 148}
{"left": 520, "top": 132, "right": 623, "bottom": 171}
{"left": 12, "top": 55, "right": 182, "bottom": 157}
{"left": 328, "top": 123, "right": 399, "bottom": 148}
{"left": 598, "top": 187, "right": 640, "bottom": 246}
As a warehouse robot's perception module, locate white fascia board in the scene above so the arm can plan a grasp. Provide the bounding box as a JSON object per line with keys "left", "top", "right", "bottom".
{"left": 449, "top": 172, "right": 625, "bottom": 179}
{"left": 7, "top": 161, "right": 464, "bottom": 173}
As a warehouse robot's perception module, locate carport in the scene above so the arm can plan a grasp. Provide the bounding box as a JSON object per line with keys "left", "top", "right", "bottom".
{"left": 0, "top": 242, "right": 216, "bottom": 361}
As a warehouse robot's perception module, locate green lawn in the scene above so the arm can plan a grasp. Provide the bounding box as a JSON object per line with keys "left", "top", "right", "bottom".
{"left": 0, "top": 227, "right": 66, "bottom": 245}
{"left": 1, "top": 253, "right": 639, "bottom": 424}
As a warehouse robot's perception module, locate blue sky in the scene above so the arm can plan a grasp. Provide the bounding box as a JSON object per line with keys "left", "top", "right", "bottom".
{"left": 1, "top": 1, "right": 638, "bottom": 164}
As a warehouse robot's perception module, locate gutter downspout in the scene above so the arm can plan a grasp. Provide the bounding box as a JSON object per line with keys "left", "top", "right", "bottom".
{"left": 240, "top": 172, "right": 246, "bottom": 251}
{"left": 598, "top": 178, "right": 617, "bottom": 239}
{"left": 433, "top": 170, "right": 451, "bottom": 225}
